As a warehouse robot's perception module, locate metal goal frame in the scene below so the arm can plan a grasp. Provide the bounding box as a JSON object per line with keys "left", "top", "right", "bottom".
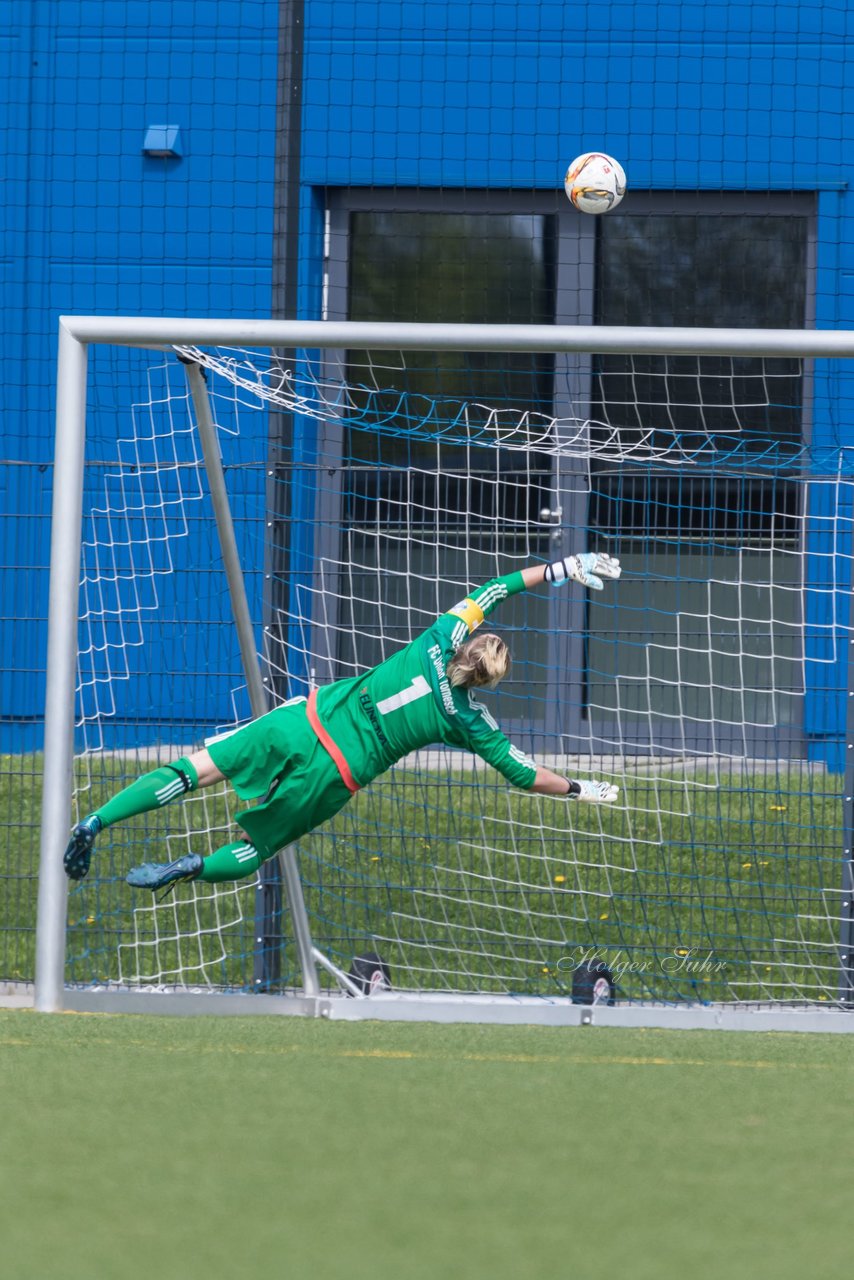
{"left": 36, "top": 315, "right": 854, "bottom": 1033}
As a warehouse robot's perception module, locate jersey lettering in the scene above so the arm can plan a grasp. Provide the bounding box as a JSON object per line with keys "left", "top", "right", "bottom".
{"left": 427, "top": 643, "right": 456, "bottom": 715}
{"left": 358, "top": 689, "right": 392, "bottom": 747}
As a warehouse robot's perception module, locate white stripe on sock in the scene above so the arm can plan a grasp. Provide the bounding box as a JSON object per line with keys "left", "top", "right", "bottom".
{"left": 155, "top": 779, "right": 185, "bottom": 805}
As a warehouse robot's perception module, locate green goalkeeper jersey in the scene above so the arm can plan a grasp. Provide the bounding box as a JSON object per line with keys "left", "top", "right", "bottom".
{"left": 314, "top": 571, "right": 538, "bottom": 790}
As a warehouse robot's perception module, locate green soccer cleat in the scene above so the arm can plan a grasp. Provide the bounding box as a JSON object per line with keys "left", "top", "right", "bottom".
{"left": 63, "top": 817, "right": 102, "bottom": 881}
{"left": 126, "top": 852, "right": 204, "bottom": 892}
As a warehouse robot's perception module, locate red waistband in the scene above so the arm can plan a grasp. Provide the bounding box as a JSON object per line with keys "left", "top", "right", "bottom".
{"left": 305, "top": 689, "right": 361, "bottom": 794}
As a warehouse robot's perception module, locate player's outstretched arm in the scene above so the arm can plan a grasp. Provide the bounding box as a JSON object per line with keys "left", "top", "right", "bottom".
{"left": 450, "top": 552, "right": 620, "bottom": 636}
{"left": 521, "top": 551, "right": 621, "bottom": 593}
{"left": 530, "top": 765, "right": 619, "bottom": 803}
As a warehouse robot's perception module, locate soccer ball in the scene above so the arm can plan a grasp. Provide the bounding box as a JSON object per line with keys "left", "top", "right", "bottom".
{"left": 564, "top": 152, "right": 626, "bottom": 215}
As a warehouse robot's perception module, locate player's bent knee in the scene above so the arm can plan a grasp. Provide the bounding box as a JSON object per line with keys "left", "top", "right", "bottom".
{"left": 185, "top": 748, "right": 225, "bottom": 789}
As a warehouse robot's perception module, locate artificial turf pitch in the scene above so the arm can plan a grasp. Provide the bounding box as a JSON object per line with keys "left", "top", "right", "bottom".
{"left": 1, "top": 1011, "right": 851, "bottom": 1279}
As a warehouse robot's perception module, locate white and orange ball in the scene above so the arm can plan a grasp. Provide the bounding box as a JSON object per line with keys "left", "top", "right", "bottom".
{"left": 564, "top": 152, "right": 627, "bottom": 214}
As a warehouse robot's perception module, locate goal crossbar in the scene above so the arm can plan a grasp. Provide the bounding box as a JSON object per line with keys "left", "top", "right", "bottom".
{"left": 57, "top": 314, "right": 854, "bottom": 358}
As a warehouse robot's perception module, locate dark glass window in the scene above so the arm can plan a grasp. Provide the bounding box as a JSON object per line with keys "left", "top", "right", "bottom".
{"left": 585, "top": 205, "right": 811, "bottom": 736}
{"left": 339, "top": 210, "right": 558, "bottom": 694}
{"left": 590, "top": 210, "right": 808, "bottom": 547}
{"left": 345, "top": 211, "right": 556, "bottom": 523}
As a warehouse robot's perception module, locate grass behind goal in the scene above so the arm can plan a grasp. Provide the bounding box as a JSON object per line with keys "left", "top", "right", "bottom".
{"left": 3, "top": 754, "right": 841, "bottom": 1002}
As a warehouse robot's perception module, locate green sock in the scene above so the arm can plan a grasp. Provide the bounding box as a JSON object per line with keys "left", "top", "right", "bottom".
{"left": 92, "top": 757, "right": 199, "bottom": 829}
{"left": 198, "top": 841, "right": 265, "bottom": 883}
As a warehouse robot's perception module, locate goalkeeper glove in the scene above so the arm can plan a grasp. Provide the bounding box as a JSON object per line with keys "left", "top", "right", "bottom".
{"left": 568, "top": 779, "right": 619, "bottom": 803}
{"left": 545, "top": 552, "right": 621, "bottom": 591}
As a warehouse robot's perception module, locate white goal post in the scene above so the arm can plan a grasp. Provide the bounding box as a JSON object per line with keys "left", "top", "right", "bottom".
{"left": 35, "top": 315, "right": 854, "bottom": 1032}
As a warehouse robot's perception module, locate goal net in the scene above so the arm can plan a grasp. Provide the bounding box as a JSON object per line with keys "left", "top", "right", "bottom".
{"left": 41, "top": 320, "right": 854, "bottom": 1016}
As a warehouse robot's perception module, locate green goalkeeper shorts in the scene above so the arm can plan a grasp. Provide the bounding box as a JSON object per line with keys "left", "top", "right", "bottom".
{"left": 205, "top": 699, "right": 353, "bottom": 860}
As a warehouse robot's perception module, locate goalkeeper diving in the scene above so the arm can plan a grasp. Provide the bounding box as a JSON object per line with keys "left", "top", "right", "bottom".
{"left": 63, "top": 552, "right": 622, "bottom": 892}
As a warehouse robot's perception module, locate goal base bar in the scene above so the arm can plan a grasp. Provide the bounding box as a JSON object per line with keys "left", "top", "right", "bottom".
{"left": 322, "top": 993, "right": 854, "bottom": 1033}
{"left": 61, "top": 989, "right": 318, "bottom": 1017}
{"left": 57, "top": 988, "right": 854, "bottom": 1033}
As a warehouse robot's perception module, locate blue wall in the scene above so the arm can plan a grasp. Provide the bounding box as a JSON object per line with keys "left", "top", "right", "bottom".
{"left": 3, "top": 0, "right": 854, "bottom": 754}
{"left": 303, "top": 2, "right": 854, "bottom": 191}
{"left": 0, "top": 0, "right": 279, "bottom": 749}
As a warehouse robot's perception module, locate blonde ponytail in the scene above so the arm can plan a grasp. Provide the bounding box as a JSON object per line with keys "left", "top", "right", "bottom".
{"left": 447, "top": 632, "right": 511, "bottom": 690}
